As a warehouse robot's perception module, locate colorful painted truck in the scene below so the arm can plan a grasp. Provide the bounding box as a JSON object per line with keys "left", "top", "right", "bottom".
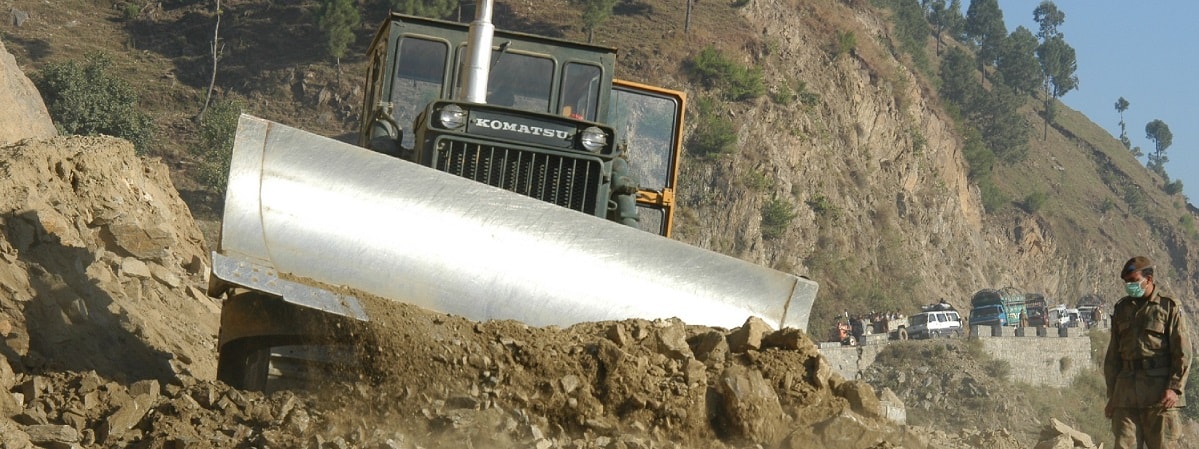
{"left": 1024, "top": 293, "right": 1049, "bottom": 327}
{"left": 968, "top": 287, "right": 1027, "bottom": 327}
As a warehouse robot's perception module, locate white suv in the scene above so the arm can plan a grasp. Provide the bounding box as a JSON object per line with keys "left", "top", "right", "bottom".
{"left": 906, "top": 310, "right": 963, "bottom": 339}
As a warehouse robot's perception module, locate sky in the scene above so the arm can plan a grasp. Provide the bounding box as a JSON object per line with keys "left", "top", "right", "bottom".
{"left": 995, "top": 0, "right": 1199, "bottom": 202}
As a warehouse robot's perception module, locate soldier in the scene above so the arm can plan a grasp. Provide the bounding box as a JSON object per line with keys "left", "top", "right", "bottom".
{"left": 1104, "top": 256, "right": 1191, "bottom": 449}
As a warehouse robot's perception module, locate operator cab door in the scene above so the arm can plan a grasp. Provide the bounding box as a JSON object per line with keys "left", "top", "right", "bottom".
{"left": 609, "top": 80, "right": 684, "bottom": 237}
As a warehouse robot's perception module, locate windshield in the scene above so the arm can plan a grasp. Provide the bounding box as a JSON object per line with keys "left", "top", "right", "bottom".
{"left": 482, "top": 50, "right": 553, "bottom": 112}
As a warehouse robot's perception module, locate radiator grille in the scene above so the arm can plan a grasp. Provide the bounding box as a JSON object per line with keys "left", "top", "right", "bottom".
{"left": 436, "top": 139, "right": 603, "bottom": 213}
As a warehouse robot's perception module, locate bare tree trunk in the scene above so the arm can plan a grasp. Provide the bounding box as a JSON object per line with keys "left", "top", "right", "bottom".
{"left": 685, "top": 0, "right": 692, "bottom": 33}
{"left": 199, "top": 0, "right": 222, "bottom": 121}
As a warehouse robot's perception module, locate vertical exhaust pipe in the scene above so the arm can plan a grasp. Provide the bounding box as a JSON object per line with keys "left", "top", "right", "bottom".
{"left": 459, "top": 0, "right": 495, "bottom": 104}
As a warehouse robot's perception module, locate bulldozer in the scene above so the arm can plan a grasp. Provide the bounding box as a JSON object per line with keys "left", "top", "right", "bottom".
{"left": 208, "top": 2, "right": 819, "bottom": 391}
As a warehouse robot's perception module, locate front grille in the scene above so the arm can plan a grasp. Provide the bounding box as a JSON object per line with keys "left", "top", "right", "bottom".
{"left": 435, "top": 138, "right": 603, "bottom": 213}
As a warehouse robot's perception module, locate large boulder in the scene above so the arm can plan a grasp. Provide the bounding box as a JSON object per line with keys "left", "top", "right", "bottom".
{"left": 0, "top": 39, "right": 56, "bottom": 144}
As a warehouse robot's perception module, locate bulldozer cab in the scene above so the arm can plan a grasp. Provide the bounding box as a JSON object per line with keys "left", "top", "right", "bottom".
{"left": 358, "top": 13, "right": 681, "bottom": 236}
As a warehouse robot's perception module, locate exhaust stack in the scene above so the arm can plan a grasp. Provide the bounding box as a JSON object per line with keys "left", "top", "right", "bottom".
{"left": 459, "top": 0, "right": 495, "bottom": 104}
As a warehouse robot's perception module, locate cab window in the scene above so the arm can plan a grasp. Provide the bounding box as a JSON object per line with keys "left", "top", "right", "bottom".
{"left": 391, "top": 37, "right": 449, "bottom": 149}
{"left": 559, "top": 63, "right": 601, "bottom": 121}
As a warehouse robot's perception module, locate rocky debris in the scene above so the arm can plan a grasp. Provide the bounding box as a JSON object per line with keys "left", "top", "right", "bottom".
{"left": 0, "top": 316, "right": 794, "bottom": 448}
{"left": 1034, "top": 418, "right": 1100, "bottom": 449}
{"left": 0, "top": 39, "right": 56, "bottom": 144}
{"left": 716, "top": 364, "right": 787, "bottom": 444}
{"left": 0, "top": 306, "right": 1096, "bottom": 449}
{"left": 727, "top": 316, "right": 771, "bottom": 352}
{"left": 876, "top": 388, "right": 906, "bottom": 425}
{"left": 10, "top": 9, "right": 31, "bottom": 27}
{"left": 0, "top": 135, "right": 217, "bottom": 383}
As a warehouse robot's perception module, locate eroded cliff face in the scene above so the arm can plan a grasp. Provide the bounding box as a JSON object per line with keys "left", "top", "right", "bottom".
{"left": 666, "top": 1, "right": 1199, "bottom": 326}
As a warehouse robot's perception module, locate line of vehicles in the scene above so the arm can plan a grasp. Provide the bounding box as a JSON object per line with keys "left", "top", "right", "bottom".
{"left": 968, "top": 288, "right": 1104, "bottom": 329}
{"left": 830, "top": 289, "right": 1107, "bottom": 345}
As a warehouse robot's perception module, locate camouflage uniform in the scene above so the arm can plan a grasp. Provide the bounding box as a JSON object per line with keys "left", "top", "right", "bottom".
{"left": 1104, "top": 290, "right": 1191, "bottom": 449}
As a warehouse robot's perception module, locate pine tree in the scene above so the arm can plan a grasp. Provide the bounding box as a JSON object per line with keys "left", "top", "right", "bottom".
{"left": 391, "top": 0, "right": 459, "bottom": 20}
{"left": 318, "top": 0, "right": 360, "bottom": 70}
{"left": 577, "top": 0, "right": 620, "bottom": 43}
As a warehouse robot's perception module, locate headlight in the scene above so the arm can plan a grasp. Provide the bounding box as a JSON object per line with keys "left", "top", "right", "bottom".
{"left": 437, "top": 104, "right": 467, "bottom": 129}
{"left": 579, "top": 126, "right": 607, "bottom": 152}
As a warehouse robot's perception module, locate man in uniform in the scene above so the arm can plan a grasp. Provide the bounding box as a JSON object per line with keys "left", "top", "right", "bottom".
{"left": 1104, "top": 256, "right": 1191, "bottom": 449}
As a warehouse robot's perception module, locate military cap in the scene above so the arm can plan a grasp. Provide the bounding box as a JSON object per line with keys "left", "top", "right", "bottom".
{"left": 1121, "top": 256, "right": 1153, "bottom": 277}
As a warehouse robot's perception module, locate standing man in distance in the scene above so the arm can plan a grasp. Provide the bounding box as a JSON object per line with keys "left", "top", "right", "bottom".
{"left": 1104, "top": 256, "right": 1191, "bottom": 449}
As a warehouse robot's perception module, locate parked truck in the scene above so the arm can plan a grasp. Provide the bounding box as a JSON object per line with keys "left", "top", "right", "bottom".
{"left": 1076, "top": 294, "right": 1105, "bottom": 327}
{"left": 968, "top": 287, "right": 1027, "bottom": 327}
{"left": 208, "top": 4, "right": 819, "bottom": 391}
{"left": 1024, "top": 293, "right": 1049, "bottom": 327}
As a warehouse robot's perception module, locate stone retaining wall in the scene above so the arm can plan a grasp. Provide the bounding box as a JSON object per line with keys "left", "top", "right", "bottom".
{"left": 819, "top": 327, "right": 1094, "bottom": 388}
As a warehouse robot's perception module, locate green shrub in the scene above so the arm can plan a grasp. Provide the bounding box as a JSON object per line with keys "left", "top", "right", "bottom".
{"left": 1181, "top": 214, "right": 1198, "bottom": 239}
{"left": 772, "top": 80, "right": 822, "bottom": 107}
{"left": 909, "top": 128, "right": 926, "bottom": 155}
{"left": 832, "top": 30, "right": 856, "bottom": 58}
{"left": 122, "top": 2, "right": 141, "bottom": 20}
{"left": 978, "top": 178, "right": 1007, "bottom": 213}
{"left": 761, "top": 197, "right": 796, "bottom": 240}
{"left": 807, "top": 194, "right": 840, "bottom": 218}
{"left": 1022, "top": 191, "right": 1048, "bottom": 213}
{"left": 742, "top": 169, "right": 773, "bottom": 191}
{"left": 35, "top": 52, "right": 156, "bottom": 154}
{"left": 1122, "top": 185, "right": 1148, "bottom": 217}
{"left": 1165, "top": 179, "right": 1184, "bottom": 195}
{"left": 686, "top": 97, "right": 738, "bottom": 157}
{"left": 1098, "top": 198, "right": 1116, "bottom": 214}
{"left": 797, "top": 84, "right": 821, "bottom": 106}
{"left": 685, "top": 46, "right": 765, "bottom": 101}
{"left": 982, "top": 359, "right": 1011, "bottom": 380}
{"left": 189, "top": 98, "right": 244, "bottom": 194}
{"left": 770, "top": 85, "right": 794, "bottom": 105}
{"left": 960, "top": 127, "right": 994, "bottom": 181}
